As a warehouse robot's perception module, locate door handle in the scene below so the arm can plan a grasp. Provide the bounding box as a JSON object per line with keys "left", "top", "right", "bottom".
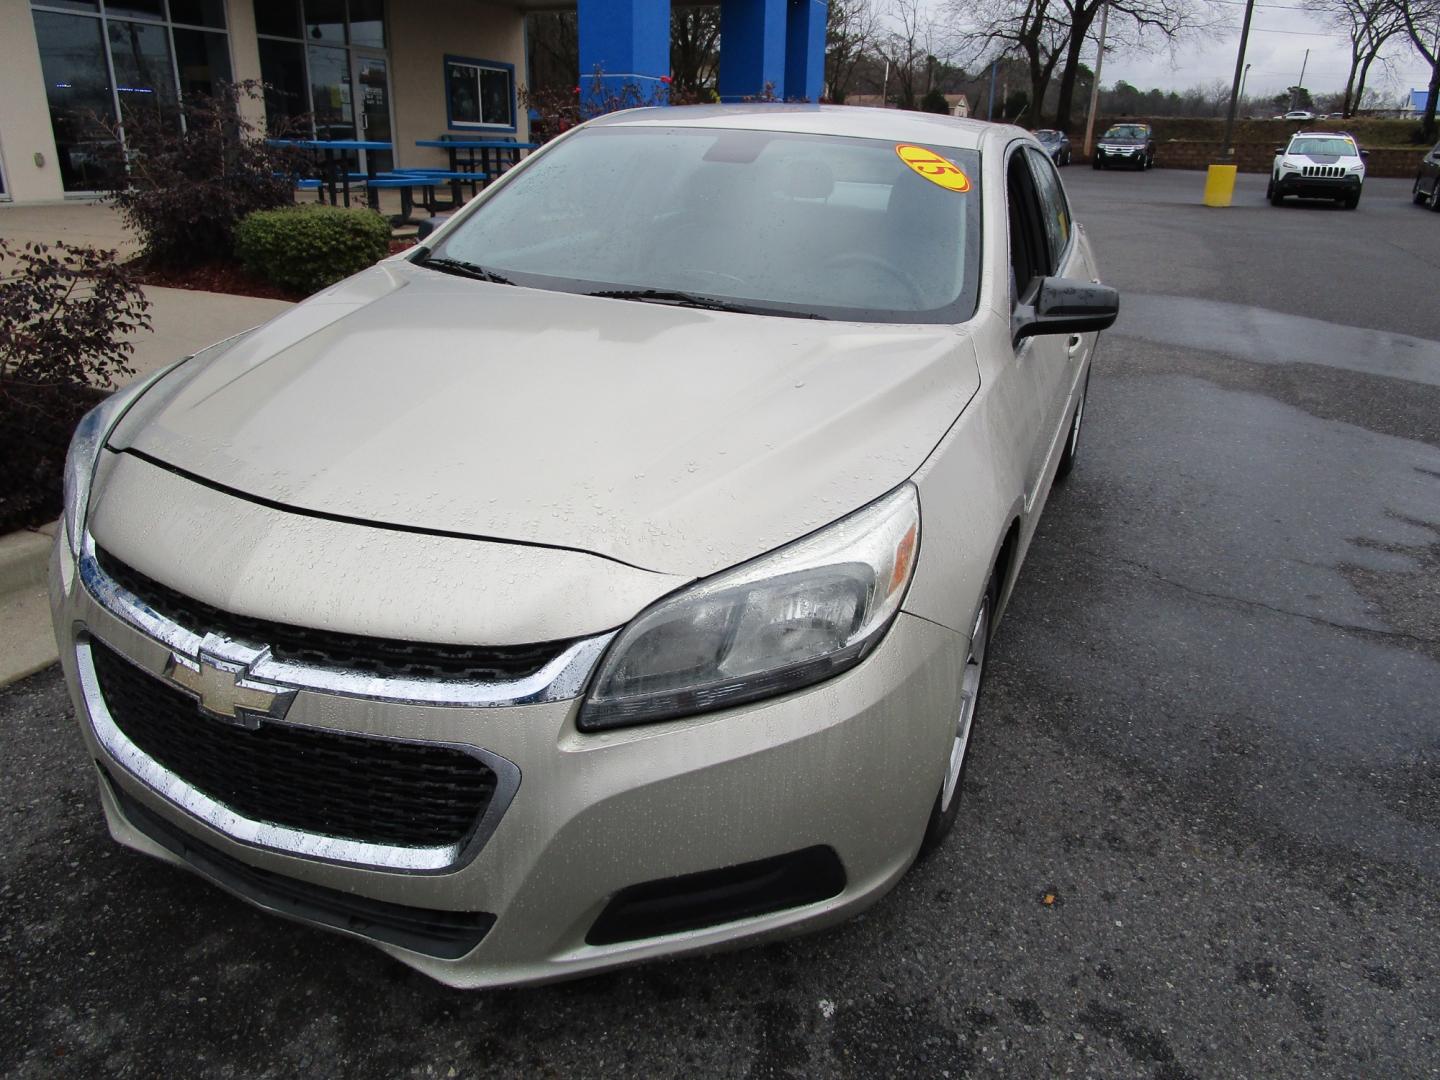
{"left": 1067, "top": 334, "right": 1083, "bottom": 353}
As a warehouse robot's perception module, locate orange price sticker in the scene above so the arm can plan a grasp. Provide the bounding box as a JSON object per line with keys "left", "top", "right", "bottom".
{"left": 895, "top": 144, "right": 971, "bottom": 192}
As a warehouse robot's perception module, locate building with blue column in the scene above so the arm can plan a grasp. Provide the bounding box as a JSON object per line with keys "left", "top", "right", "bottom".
{"left": 577, "top": 0, "right": 827, "bottom": 104}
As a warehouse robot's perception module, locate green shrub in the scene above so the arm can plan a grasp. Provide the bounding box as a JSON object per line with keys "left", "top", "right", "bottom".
{"left": 234, "top": 204, "right": 392, "bottom": 295}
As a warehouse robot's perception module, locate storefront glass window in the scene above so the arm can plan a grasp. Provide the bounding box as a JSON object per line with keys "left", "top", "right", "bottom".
{"left": 173, "top": 27, "right": 232, "bottom": 99}
{"left": 304, "top": 0, "right": 345, "bottom": 44}
{"left": 307, "top": 44, "right": 353, "bottom": 141}
{"left": 349, "top": 0, "right": 383, "bottom": 47}
{"left": 168, "top": 0, "right": 227, "bottom": 29}
{"left": 254, "top": 0, "right": 302, "bottom": 38}
{"left": 446, "top": 58, "right": 514, "bottom": 130}
{"left": 32, "top": 10, "right": 114, "bottom": 191}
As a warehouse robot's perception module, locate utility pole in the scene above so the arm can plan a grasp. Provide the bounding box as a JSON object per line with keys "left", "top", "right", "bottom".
{"left": 1082, "top": 0, "right": 1111, "bottom": 160}
{"left": 1220, "top": 0, "right": 1257, "bottom": 158}
{"left": 881, "top": 59, "right": 890, "bottom": 107}
{"left": 1291, "top": 49, "right": 1310, "bottom": 110}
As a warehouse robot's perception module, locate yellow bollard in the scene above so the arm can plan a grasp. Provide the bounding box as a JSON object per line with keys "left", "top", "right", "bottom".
{"left": 1203, "top": 164, "right": 1238, "bottom": 207}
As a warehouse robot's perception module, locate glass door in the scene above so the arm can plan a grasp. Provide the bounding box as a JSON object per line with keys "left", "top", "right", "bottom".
{"left": 352, "top": 52, "right": 393, "bottom": 174}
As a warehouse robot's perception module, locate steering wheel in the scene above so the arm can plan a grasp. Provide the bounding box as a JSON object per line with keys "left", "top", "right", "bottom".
{"left": 824, "top": 252, "right": 924, "bottom": 308}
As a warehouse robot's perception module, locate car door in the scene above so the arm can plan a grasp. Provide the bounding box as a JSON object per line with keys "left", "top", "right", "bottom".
{"left": 1428, "top": 142, "right": 1440, "bottom": 195}
{"left": 1006, "top": 143, "right": 1067, "bottom": 508}
{"left": 1010, "top": 144, "right": 1092, "bottom": 505}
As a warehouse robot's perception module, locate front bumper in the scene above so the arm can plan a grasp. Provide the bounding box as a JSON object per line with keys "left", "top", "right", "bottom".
{"left": 1097, "top": 146, "right": 1146, "bottom": 166}
{"left": 50, "top": 526, "right": 964, "bottom": 988}
{"left": 1275, "top": 172, "right": 1362, "bottom": 198}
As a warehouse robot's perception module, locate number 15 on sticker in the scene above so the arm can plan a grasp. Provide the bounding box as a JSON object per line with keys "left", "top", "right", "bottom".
{"left": 895, "top": 144, "right": 972, "bottom": 192}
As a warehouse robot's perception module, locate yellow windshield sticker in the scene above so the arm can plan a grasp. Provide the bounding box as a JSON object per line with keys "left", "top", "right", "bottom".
{"left": 896, "top": 144, "right": 971, "bottom": 192}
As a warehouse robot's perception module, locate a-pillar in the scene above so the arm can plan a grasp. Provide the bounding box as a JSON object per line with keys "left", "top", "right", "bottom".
{"left": 577, "top": 0, "right": 672, "bottom": 107}
{"left": 717, "top": 0, "right": 787, "bottom": 102}
{"left": 784, "top": 0, "right": 826, "bottom": 102}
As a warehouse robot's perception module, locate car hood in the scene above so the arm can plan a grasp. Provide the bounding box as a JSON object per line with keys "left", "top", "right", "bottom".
{"left": 114, "top": 260, "right": 980, "bottom": 579}
{"left": 1100, "top": 137, "right": 1147, "bottom": 146}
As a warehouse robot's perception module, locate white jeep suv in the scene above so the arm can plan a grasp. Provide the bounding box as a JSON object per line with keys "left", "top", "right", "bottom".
{"left": 1268, "top": 131, "right": 1366, "bottom": 209}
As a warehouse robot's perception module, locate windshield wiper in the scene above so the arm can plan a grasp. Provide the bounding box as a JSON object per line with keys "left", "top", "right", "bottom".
{"left": 415, "top": 255, "right": 516, "bottom": 286}
{"left": 586, "top": 288, "right": 826, "bottom": 320}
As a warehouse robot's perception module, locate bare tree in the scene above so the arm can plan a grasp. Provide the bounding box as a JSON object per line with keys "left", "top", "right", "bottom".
{"left": 827, "top": 0, "right": 881, "bottom": 102}
{"left": 1308, "top": 0, "right": 1408, "bottom": 116}
{"left": 671, "top": 7, "right": 722, "bottom": 93}
{"left": 958, "top": 0, "right": 1074, "bottom": 127}
{"left": 874, "top": 0, "right": 949, "bottom": 108}
{"left": 1398, "top": 0, "right": 1440, "bottom": 138}
{"left": 1051, "top": 0, "right": 1213, "bottom": 130}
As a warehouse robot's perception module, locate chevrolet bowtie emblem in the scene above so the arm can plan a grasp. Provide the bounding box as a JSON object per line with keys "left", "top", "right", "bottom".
{"left": 164, "top": 648, "right": 294, "bottom": 728}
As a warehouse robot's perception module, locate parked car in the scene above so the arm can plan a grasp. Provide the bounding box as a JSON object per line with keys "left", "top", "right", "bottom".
{"left": 1283, "top": 110, "right": 1316, "bottom": 121}
{"left": 1268, "top": 130, "right": 1367, "bottom": 209}
{"left": 52, "top": 105, "right": 1116, "bottom": 989}
{"left": 1412, "top": 139, "right": 1440, "bottom": 211}
{"left": 1032, "top": 128, "right": 1071, "bottom": 165}
{"left": 1092, "top": 123, "right": 1155, "bottom": 169}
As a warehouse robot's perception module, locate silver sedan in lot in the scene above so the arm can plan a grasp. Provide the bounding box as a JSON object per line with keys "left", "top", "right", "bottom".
{"left": 51, "top": 106, "right": 1116, "bottom": 988}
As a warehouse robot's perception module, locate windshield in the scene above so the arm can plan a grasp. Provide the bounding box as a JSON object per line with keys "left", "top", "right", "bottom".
{"left": 1288, "top": 137, "right": 1356, "bottom": 157}
{"left": 422, "top": 125, "right": 983, "bottom": 323}
{"left": 1102, "top": 125, "right": 1148, "bottom": 140}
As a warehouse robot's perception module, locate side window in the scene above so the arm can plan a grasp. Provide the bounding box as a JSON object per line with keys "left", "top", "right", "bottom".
{"left": 1006, "top": 148, "right": 1049, "bottom": 311}
{"left": 1025, "top": 147, "right": 1072, "bottom": 271}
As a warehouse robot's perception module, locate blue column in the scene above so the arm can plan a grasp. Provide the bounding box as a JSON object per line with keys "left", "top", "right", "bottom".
{"left": 784, "top": 0, "right": 827, "bottom": 102}
{"left": 718, "top": 0, "right": 788, "bottom": 102}
{"left": 577, "top": 0, "right": 672, "bottom": 108}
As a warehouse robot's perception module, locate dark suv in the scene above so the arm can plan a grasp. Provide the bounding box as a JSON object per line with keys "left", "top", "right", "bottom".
{"left": 1092, "top": 124, "right": 1155, "bottom": 170}
{"left": 1413, "top": 141, "right": 1440, "bottom": 211}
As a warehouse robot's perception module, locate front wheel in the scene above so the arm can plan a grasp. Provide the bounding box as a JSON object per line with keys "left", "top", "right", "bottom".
{"left": 1093, "top": 158, "right": 1103, "bottom": 170}
{"left": 1430, "top": 183, "right": 1440, "bottom": 212}
{"left": 1345, "top": 191, "right": 1360, "bottom": 210}
{"left": 1270, "top": 186, "right": 1285, "bottom": 207}
{"left": 1414, "top": 177, "right": 1428, "bottom": 205}
{"left": 919, "top": 581, "right": 996, "bottom": 855}
{"left": 1053, "top": 369, "right": 1090, "bottom": 483}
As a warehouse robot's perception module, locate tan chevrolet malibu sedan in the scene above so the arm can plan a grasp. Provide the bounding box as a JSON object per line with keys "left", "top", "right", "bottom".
{"left": 51, "top": 105, "right": 1116, "bottom": 988}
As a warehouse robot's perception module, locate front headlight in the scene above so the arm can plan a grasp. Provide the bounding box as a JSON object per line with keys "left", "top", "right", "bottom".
{"left": 61, "top": 358, "right": 191, "bottom": 557}
{"left": 580, "top": 484, "right": 921, "bottom": 731}
{"left": 1281, "top": 160, "right": 1301, "bottom": 171}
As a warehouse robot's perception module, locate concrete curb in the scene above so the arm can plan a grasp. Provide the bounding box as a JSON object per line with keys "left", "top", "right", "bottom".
{"left": 0, "top": 522, "right": 60, "bottom": 689}
{"left": 0, "top": 522, "right": 57, "bottom": 594}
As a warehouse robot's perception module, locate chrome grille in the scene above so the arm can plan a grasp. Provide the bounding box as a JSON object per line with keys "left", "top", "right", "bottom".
{"left": 94, "top": 547, "right": 571, "bottom": 683}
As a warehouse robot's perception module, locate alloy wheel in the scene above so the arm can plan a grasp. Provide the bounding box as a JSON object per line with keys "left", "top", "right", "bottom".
{"left": 940, "top": 596, "right": 989, "bottom": 813}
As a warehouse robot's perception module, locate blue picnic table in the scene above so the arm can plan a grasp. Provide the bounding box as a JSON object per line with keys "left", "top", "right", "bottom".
{"left": 266, "top": 139, "right": 394, "bottom": 210}
{"left": 414, "top": 139, "right": 538, "bottom": 181}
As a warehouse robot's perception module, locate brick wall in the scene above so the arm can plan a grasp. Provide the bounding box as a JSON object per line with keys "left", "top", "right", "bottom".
{"left": 1120, "top": 141, "right": 1428, "bottom": 178}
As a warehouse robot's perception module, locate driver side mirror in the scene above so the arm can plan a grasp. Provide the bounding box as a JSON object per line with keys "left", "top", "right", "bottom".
{"left": 1013, "top": 277, "right": 1120, "bottom": 343}
{"left": 1273, "top": 145, "right": 1285, "bottom": 154}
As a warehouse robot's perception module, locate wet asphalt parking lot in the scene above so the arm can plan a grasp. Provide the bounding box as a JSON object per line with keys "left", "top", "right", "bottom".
{"left": 3, "top": 167, "right": 1438, "bottom": 1078}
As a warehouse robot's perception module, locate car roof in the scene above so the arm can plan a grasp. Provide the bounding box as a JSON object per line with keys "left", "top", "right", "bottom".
{"left": 588, "top": 104, "right": 1000, "bottom": 151}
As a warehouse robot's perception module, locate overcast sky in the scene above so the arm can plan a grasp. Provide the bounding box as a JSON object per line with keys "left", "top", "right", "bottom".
{"left": 1097, "top": 1, "right": 1435, "bottom": 104}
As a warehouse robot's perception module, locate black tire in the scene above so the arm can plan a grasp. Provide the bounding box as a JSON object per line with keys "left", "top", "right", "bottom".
{"left": 1265, "top": 177, "right": 1274, "bottom": 200}
{"left": 1093, "top": 158, "right": 1103, "bottom": 170}
{"left": 1430, "top": 183, "right": 1440, "bottom": 212}
{"left": 1053, "top": 368, "right": 1090, "bottom": 483}
{"left": 1270, "top": 186, "right": 1285, "bottom": 207}
{"left": 1414, "top": 177, "right": 1428, "bottom": 205}
{"left": 1344, "top": 193, "right": 1359, "bottom": 210}
{"left": 919, "top": 576, "right": 997, "bottom": 856}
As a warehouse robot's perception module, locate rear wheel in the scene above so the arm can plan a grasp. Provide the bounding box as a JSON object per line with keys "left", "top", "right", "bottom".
{"left": 1430, "top": 183, "right": 1440, "bottom": 212}
{"left": 919, "top": 580, "right": 996, "bottom": 855}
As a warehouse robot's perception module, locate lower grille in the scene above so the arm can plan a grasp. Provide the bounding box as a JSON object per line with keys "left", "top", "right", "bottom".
{"left": 90, "top": 639, "right": 496, "bottom": 849}
{"left": 105, "top": 772, "right": 494, "bottom": 960}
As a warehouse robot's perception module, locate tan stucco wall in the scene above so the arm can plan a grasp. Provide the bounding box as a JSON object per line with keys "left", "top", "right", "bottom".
{"left": 226, "top": 0, "right": 268, "bottom": 131}
{"left": 389, "top": 0, "right": 530, "bottom": 171}
{"left": 0, "top": 0, "right": 65, "bottom": 202}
